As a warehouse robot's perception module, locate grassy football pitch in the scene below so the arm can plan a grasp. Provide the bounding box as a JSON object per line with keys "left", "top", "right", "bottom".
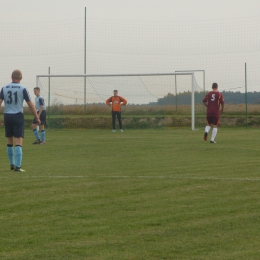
{"left": 1, "top": 128, "right": 260, "bottom": 260}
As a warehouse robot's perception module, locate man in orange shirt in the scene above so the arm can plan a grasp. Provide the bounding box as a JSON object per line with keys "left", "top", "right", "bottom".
{"left": 106, "top": 90, "right": 127, "bottom": 132}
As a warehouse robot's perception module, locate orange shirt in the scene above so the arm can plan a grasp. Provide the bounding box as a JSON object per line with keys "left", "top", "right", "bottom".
{"left": 106, "top": 96, "right": 127, "bottom": 112}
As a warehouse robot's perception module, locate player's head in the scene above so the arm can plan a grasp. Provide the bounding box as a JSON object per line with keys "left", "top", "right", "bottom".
{"left": 113, "top": 90, "right": 118, "bottom": 96}
{"left": 34, "top": 87, "right": 40, "bottom": 96}
{"left": 11, "top": 70, "right": 22, "bottom": 82}
{"left": 212, "top": 83, "right": 218, "bottom": 90}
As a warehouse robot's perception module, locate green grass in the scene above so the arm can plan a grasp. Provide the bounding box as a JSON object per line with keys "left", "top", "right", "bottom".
{"left": 1, "top": 128, "right": 260, "bottom": 259}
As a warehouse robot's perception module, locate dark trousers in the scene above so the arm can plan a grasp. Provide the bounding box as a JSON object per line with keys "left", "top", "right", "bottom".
{"left": 112, "top": 111, "right": 122, "bottom": 130}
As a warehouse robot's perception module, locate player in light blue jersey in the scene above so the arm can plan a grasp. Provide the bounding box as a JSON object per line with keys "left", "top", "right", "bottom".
{"left": 31, "top": 87, "right": 46, "bottom": 144}
{"left": 0, "top": 70, "right": 40, "bottom": 172}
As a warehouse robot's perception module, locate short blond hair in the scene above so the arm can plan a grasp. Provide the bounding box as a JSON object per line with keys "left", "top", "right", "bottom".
{"left": 12, "top": 70, "right": 22, "bottom": 80}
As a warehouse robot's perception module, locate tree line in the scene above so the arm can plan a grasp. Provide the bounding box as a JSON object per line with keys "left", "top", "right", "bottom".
{"left": 155, "top": 91, "right": 260, "bottom": 105}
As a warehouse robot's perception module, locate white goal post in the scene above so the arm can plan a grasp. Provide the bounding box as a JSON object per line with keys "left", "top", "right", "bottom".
{"left": 36, "top": 72, "right": 197, "bottom": 130}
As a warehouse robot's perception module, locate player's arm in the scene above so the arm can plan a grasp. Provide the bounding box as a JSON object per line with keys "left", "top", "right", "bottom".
{"left": 202, "top": 94, "right": 208, "bottom": 107}
{"left": 27, "top": 100, "right": 40, "bottom": 124}
{"left": 0, "top": 88, "right": 4, "bottom": 107}
{"left": 220, "top": 103, "right": 224, "bottom": 113}
{"left": 220, "top": 94, "right": 224, "bottom": 113}
{"left": 27, "top": 100, "right": 39, "bottom": 119}
{"left": 23, "top": 88, "right": 40, "bottom": 124}
{"left": 120, "top": 97, "right": 127, "bottom": 106}
{"left": 0, "top": 89, "right": 4, "bottom": 123}
{"left": 38, "top": 98, "right": 44, "bottom": 116}
{"left": 0, "top": 89, "right": 4, "bottom": 125}
{"left": 106, "top": 97, "right": 112, "bottom": 106}
{"left": 38, "top": 105, "right": 44, "bottom": 116}
{"left": 220, "top": 97, "right": 224, "bottom": 113}
{"left": 0, "top": 99, "right": 3, "bottom": 115}
{"left": 0, "top": 98, "right": 3, "bottom": 126}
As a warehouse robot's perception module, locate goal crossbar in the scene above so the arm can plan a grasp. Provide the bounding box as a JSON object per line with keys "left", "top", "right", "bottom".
{"left": 36, "top": 72, "right": 194, "bottom": 78}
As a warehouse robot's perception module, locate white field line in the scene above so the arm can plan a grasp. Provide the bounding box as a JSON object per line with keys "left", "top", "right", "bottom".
{"left": 1, "top": 175, "right": 260, "bottom": 181}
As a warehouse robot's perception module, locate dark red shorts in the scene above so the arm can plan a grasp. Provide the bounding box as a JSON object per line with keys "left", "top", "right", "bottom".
{"left": 206, "top": 116, "right": 220, "bottom": 126}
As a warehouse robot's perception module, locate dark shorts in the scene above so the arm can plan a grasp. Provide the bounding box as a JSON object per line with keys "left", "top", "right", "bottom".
{"left": 33, "top": 110, "right": 46, "bottom": 125}
{"left": 4, "top": 113, "right": 24, "bottom": 138}
{"left": 206, "top": 116, "right": 220, "bottom": 126}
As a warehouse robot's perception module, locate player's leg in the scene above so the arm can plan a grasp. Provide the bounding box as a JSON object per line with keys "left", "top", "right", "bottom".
{"left": 32, "top": 116, "right": 41, "bottom": 144}
{"left": 117, "top": 112, "right": 123, "bottom": 132}
{"left": 210, "top": 126, "right": 218, "bottom": 143}
{"left": 6, "top": 137, "right": 15, "bottom": 170}
{"left": 40, "top": 125, "right": 45, "bottom": 144}
{"left": 4, "top": 114, "right": 15, "bottom": 170}
{"left": 14, "top": 137, "right": 24, "bottom": 171}
{"left": 40, "top": 111, "right": 46, "bottom": 144}
{"left": 204, "top": 116, "right": 212, "bottom": 141}
{"left": 210, "top": 118, "right": 220, "bottom": 143}
{"left": 111, "top": 111, "right": 116, "bottom": 132}
{"left": 13, "top": 114, "right": 25, "bottom": 172}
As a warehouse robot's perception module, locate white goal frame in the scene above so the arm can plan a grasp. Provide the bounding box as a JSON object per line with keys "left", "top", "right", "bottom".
{"left": 36, "top": 72, "right": 196, "bottom": 130}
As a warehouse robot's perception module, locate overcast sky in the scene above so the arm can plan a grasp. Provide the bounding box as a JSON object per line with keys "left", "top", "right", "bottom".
{"left": 1, "top": 0, "right": 260, "bottom": 104}
{"left": 1, "top": 0, "right": 260, "bottom": 22}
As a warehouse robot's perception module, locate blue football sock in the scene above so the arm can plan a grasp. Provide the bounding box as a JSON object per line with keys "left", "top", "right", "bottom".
{"left": 41, "top": 130, "right": 45, "bottom": 142}
{"left": 15, "top": 146, "right": 23, "bottom": 168}
{"left": 33, "top": 128, "right": 40, "bottom": 140}
{"left": 6, "top": 145, "right": 15, "bottom": 165}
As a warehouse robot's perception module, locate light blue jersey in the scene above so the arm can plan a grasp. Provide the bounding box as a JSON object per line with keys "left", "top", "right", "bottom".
{"left": 0, "top": 83, "right": 31, "bottom": 114}
{"left": 35, "top": 95, "right": 46, "bottom": 111}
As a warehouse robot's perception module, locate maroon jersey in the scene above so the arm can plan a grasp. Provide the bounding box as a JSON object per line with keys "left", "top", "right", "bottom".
{"left": 203, "top": 91, "right": 224, "bottom": 117}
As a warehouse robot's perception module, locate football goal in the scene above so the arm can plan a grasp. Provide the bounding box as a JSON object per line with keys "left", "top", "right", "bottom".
{"left": 36, "top": 73, "right": 204, "bottom": 130}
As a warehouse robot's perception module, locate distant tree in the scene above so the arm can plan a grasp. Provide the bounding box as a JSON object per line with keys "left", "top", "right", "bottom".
{"left": 154, "top": 91, "right": 260, "bottom": 105}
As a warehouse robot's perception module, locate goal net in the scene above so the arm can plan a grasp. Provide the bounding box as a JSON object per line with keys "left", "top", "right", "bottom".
{"left": 36, "top": 73, "right": 204, "bottom": 130}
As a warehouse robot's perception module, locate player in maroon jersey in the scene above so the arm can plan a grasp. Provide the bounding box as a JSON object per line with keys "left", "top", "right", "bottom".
{"left": 202, "top": 83, "right": 224, "bottom": 143}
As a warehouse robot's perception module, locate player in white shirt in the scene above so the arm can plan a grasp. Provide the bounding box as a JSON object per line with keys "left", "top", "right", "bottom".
{"left": 31, "top": 87, "right": 46, "bottom": 144}
{"left": 0, "top": 70, "right": 40, "bottom": 172}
